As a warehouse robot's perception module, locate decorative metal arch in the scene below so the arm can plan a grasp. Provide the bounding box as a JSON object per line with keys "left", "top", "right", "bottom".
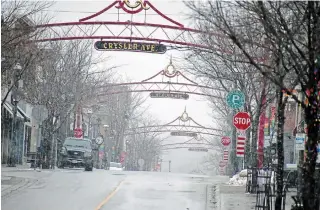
{"left": 124, "top": 107, "right": 222, "bottom": 136}
{"left": 35, "top": 0, "right": 229, "bottom": 52}
{"left": 97, "top": 58, "right": 224, "bottom": 102}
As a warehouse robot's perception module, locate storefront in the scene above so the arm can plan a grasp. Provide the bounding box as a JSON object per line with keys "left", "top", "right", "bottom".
{"left": 1, "top": 102, "right": 30, "bottom": 164}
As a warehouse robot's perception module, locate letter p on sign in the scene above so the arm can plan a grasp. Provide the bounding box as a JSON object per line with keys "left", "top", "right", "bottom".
{"left": 232, "top": 95, "right": 240, "bottom": 104}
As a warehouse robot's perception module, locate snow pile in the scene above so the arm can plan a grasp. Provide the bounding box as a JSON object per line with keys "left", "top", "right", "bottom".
{"left": 227, "top": 170, "right": 248, "bottom": 186}
{"left": 226, "top": 169, "right": 276, "bottom": 187}
{"left": 239, "top": 169, "right": 249, "bottom": 177}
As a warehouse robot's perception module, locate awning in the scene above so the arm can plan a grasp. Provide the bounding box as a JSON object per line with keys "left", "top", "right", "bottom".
{"left": 17, "top": 106, "right": 30, "bottom": 122}
{"left": 2, "top": 102, "right": 31, "bottom": 122}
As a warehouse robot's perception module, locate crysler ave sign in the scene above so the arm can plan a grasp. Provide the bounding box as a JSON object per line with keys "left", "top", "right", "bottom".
{"left": 170, "top": 132, "right": 197, "bottom": 137}
{"left": 94, "top": 41, "right": 167, "bottom": 54}
{"left": 188, "top": 148, "right": 208, "bottom": 152}
{"left": 150, "top": 92, "right": 189, "bottom": 100}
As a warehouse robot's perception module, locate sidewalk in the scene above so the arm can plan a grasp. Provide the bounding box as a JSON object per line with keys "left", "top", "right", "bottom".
{"left": 1, "top": 165, "right": 55, "bottom": 198}
{"left": 217, "top": 184, "right": 297, "bottom": 210}
{"left": 219, "top": 185, "right": 256, "bottom": 210}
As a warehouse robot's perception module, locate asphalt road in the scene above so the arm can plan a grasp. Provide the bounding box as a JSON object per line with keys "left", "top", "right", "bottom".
{"left": 1, "top": 169, "right": 228, "bottom": 210}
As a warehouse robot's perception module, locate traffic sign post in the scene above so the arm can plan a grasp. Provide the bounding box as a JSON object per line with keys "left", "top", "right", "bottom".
{"left": 223, "top": 150, "right": 229, "bottom": 161}
{"left": 226, "top": 90, "right": 245, "bottom": 109}
{"left": 232, "top": 112, "right": 250, "bottom": 165}
{"left": 236, "top": 133, "right": 246, "bottom": 157}
{"left": 219, "top": 160, "right": 227, "bottom": 167}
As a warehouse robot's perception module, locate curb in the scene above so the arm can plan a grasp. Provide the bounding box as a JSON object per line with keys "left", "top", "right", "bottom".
{"left": 1, "top": 176, "right": 35, "bottom": 199}
{"left": 205, "top": 184, "right": 220, "bottom": 210}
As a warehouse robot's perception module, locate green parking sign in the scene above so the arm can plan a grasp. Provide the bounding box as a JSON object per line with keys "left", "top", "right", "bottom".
{"left": 226, "top": 90, "right": 245, "bottom": 109}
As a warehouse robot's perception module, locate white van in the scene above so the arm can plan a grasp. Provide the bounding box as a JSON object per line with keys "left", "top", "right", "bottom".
{"left": 109, "top": 162, "right": 124, "bottom": 171}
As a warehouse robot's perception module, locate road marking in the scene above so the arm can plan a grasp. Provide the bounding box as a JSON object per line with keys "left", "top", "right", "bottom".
{"left": 95, "top": 180, "right": 125, "bottom": 210}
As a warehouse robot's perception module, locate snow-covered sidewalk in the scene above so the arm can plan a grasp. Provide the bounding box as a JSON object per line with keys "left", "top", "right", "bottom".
{"left": 222, "top": 170, "right": 297, "bottom": 210}
{"left": 1, "top": 165, "right": 57, "bottom": 198}
{"left": 220, "top": 184, "right": 256, "bottom": 210}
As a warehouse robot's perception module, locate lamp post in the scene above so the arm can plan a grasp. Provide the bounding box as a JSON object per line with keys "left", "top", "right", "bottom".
{"left": 159, "top": 158, "right": 162, "bottom": 172}
{"left": 7, "top": 63, "right": 22, "bottom": 167}
{"left": 103, "top": 124, "right": 109, "bottom": 169}
{"left": 87, "top": 108, "right": 93, "bottom": 139}
{"left": 125, "top": 140, "right": 130, "bottom": 170}
{"left": 95, "top": 118, "right": 101, "bottom": 168}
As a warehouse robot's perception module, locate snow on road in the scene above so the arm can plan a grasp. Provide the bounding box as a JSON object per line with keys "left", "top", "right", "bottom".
{"left": 1, "top": 169, "right": 231, "bottom": 210}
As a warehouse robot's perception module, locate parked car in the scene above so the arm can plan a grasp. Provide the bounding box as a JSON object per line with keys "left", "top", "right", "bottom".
{"left": 58, "top": 137, "right": 93, "bottom": 171}
{"left": 109, "top": 162, "right": 124, "bottom": 171}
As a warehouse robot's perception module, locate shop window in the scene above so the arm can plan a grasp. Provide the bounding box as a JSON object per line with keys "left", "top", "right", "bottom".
{"left": 24, "top": 125, "right": 31, "bottom": 157}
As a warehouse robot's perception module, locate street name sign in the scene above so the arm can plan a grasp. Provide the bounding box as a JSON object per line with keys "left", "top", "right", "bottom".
{"left": 188, "top": 148, "right": 208, "bottom": 152}
{"left": 94, "top": 41, "right": 167, "bottom": 54}
{"left": 150, "top": 92, "right": 189, "bottom": 100}
{"left": 295, "top": 133, "right": 305, "bottom": 151}
{"left": 171, "top": 131, "right": 197, "bottom": 137}
{"left": 32, "top": 105, "right": 48, "bottom": 122}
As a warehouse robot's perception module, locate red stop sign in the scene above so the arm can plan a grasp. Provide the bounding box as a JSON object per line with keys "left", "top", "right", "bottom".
{"left": 221, "top": 136, "right": 231, "bottom": 146}
{"left": 233, "top": 112, "right": 251, "bottom": 131}
{"left": 74, "top": 128, "right": 83, "bottom": 138}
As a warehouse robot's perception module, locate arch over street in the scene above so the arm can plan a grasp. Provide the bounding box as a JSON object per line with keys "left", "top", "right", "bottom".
{"left": 34, "top": 0, "right": 228, "bottom": 52}
{"left": 123, "top": 108, "right": 222, "bottom": 137}
{"left": 97, "top": 58, "right": 224, "bottom": 102}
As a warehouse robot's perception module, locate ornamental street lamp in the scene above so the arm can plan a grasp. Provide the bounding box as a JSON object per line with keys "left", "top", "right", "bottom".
{"left": 103, "top": 124, "right": 109, "bottom": 169}
{"left": 87, "top": 108, "right": 93, "bottom": 139}
{"left": 93, "top": 118, "right": 101, "bottom": 168}
{"left": 125, "top": 140, "right": 131, "bottom": 170}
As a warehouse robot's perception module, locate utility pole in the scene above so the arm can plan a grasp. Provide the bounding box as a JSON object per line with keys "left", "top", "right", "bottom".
{"left": 50, "top": 131, "right": 55, "bottom": 169}
{"left": 230, "top": 82, "right": 238, "bottom": 175}
{"left": 34, "top": 122, "right": 42, "bottom": 169}
{"left": 103, "top": 124, "right": 110, "bottom": 169}
{"left": 8, "top": 63, "right": 22, "bottom": 167}
{"left": 87, "top": 108, "right": 93, "bottom": 139}
{"left": 169, "top": 160, "right": 171, "bottom": 172}
{"left": 231, "top": 112, "right": 237, "bottom": 175}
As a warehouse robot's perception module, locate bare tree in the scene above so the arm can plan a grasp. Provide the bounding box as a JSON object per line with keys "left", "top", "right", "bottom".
{"left": 200, "top": 137, "right": 226, "bottom": 175}
{"left": 126, "top": 114, "right": 162, "bottom": 171}
{"left": 97, "top": 88, "right": 149, "bottom": 162}
{"left": 183, "top": 49, "right": 276, "bottom": 170}
{"left": 1, "top": 0, "right": 52, "bottom": 106}
{"left": 185, "top": 1, "right": 319, "bottom": 209}
{"left": 21, "top": 40, "right": 113, "bottom": 168}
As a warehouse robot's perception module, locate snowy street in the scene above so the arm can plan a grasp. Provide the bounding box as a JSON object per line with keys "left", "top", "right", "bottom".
{"left": 2, "top": 168, "right": 236, "bottom": 210}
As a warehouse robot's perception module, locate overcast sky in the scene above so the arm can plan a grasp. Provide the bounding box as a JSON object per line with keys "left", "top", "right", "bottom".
{"left": 46, "top": 0, "right": 218, "bottom": 174}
